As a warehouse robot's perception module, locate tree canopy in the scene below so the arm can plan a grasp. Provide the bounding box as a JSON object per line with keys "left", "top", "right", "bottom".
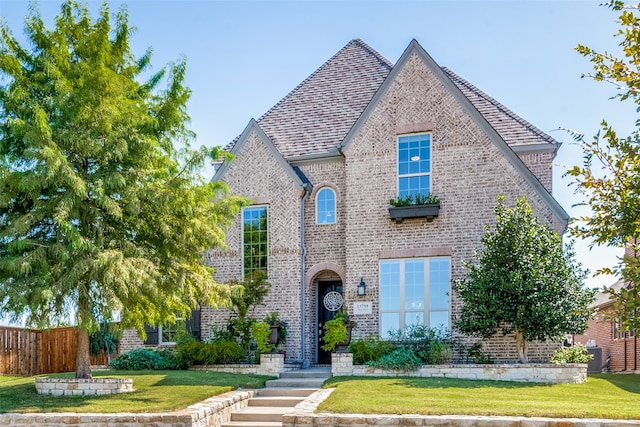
{"left": 454, "top": 196, "right": 594, "bottom": 363}
{"left": 0, "top": 1, "right": 246, "bottom": 378}
{"left": 567, "top": 1, "right": 640, "bottom": 332}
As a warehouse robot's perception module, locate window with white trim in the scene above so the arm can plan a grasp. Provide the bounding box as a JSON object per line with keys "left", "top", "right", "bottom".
{"left": 243, "top": 206, "right": 268, "bottom": 275}
{"left": 379, "top": 257, "right": 450, "bottom": 338}
{"left": 397, "top": 133, "right": 431, "bottom": 198}
{"left": 316, "top": 187, "right": 336, "bottom": 224}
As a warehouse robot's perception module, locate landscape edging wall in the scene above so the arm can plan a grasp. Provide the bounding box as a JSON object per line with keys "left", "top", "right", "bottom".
{"left": 0, "top": 389, "right": 255, "bottom": 427}
{"left": 331, "top": 353, "right": 588, "bottom": 383}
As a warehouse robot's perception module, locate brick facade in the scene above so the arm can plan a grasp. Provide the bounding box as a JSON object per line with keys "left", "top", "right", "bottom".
{"left": 122, "top": 40, "right": 568, "bottom": 366}
{"left": 201, "top": 42, "right": 566, "bottom": 366}
{"left": 574, "top": 285, "right": 639, "bottom": 372}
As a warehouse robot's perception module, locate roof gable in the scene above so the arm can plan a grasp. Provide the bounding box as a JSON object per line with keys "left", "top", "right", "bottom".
{"left": 213, "top": 119, "right": 307, "bottom": 191}
{"left": 340, "top": 39, "right": 568, "bottom": 226}
{"left": 225, "top": 39, "right": 392, "bottom": 159}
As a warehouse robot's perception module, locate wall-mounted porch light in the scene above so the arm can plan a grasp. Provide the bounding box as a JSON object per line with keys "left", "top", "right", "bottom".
{"left": 357, "top": 277, "right": 366, "bottom": 296}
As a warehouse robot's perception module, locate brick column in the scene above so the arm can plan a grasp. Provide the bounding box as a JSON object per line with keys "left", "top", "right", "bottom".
{"left": 331, "top": 352, "right": 354, "bottom": 376}
{"left": 259, "top": 353, "right": 284, "bottom": 377}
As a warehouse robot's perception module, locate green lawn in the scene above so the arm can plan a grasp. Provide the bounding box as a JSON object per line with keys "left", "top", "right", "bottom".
{"left": 320, "top": 374, "right": 640, "bottom": 420}
{"left": 0, "top": 370, "right": 272, "bottom": 414}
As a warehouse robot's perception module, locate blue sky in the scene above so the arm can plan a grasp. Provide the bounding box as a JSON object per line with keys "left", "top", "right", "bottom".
{"left": 0, "top": 0, "right": 633, "bottom": 295}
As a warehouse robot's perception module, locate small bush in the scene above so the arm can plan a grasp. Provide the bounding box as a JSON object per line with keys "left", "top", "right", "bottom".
{"left": 387, "top": 325, "right": 451, "bottom": 364}
{"left": 198, "top": 340, "right": 244, "bottom": 365}
{"left": 427, "top": 340, "right": 453, "bottom": 364}
{"left": 551, "top": 343, "right": 593, "bottom": 364}
{"left": 349, "top": 335, "right": 396, "bottom": 365}
{"left": 110, "top": 348, "right": 179, "bottom": 370}
{"left": 175, "top": 340, "right": 206, "bottom": 369}
{"left": 366, "top": 347, "right": 423, "bottom": 371}
{"left": 467, "top": 342, "right": 494, "bottom": 364}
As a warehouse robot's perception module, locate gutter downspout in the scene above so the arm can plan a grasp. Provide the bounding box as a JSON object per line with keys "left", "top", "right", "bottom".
{"left": 300, "top": 184, "right": 311, "bottom": 368}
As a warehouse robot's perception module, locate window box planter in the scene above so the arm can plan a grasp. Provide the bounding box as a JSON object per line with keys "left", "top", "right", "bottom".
{"left": 389, "top": 203, "right": 440, "bottom": 223}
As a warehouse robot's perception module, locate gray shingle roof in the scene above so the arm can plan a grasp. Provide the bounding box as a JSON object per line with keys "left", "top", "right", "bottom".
{"left": 252, "top": 39, "right": 392, "bottom": 158}
{"left": 442, "top": 67, "right": 557, "bottom": 148}
{"left": 227, "top": 39, "right": 557, "bottom": 158}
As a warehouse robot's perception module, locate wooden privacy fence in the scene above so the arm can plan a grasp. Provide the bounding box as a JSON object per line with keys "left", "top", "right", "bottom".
{"left": 0, "top": 326, "right": 112, "bottom": 376}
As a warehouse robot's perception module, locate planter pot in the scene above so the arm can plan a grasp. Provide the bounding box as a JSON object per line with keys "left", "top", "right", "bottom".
{"left": 389, "top": 203, "right": 440, "bottom": 223}
{"left": 269, "top": 325, "right": 285, "bottom": 352}
{"left": 336, "top": 326, "right": 353, "bottom": 353}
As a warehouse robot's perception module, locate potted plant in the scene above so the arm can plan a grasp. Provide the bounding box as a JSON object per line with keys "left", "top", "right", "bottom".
{"left": 251, "top": 321, "right": 275, "bottom": 354}
{"left": 389, "top": 192, "right": 440, "bottom": 223}
{"left": 321, "top": 310, "right": 356, "bottom": 353}
{"left": 264, "top": 311, "right": 287, "bottom": 348}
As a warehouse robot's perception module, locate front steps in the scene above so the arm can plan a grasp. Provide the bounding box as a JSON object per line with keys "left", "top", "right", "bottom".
{"left": 223, "top": 367, "right": 330, "bottom": 427}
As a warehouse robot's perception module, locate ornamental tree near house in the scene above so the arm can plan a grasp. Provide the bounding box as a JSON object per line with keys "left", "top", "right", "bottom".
{"left": 0, "top": 1, "right": 246, "bottom": 379}
{"left": 566, "top": 1, "right": 640, "bottom": 333}
{"left": 454, "top": 196, "right": 595, "bottom": 363}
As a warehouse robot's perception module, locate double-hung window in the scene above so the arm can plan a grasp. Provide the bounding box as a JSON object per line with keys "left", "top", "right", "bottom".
{"left": 379, "top": 257, "right": 450, "bottom": 338}
{"left": 398, "top": 133, "right": 431, "bottom": 198}
{"left": 243, "top": 206, "right": 268, "bottom": 276}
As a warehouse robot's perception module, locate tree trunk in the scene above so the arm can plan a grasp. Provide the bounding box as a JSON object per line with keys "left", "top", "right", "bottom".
{"left": 75, "top": 284, "right": 92, "bottom": 379}
{"left": 515, "top": 329, "right": 529, "bottom": 363}
{"left": 76, "top": 328, "right": 92, "bottom": 379}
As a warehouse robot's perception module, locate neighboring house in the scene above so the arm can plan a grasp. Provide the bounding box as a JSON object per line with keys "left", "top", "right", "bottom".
{"left": 573, "top": 243, "right": 639, "bottom": 372}
{"left": 122, "top": 39, "right": 569, "bottom": 363}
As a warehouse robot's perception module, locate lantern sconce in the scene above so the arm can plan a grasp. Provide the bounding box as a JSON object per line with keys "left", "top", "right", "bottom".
{"left": 357, "top": 277, "right": 366, "bottom": 296}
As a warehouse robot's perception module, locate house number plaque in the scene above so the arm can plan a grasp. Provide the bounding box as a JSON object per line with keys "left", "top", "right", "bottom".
{"left": 323, "top": 291, "right": 343, "bottom": 312}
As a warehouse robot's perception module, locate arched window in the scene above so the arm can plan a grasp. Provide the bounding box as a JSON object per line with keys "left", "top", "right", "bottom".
{"left": 316, "top": 187, "right": 336, "bottom": 224}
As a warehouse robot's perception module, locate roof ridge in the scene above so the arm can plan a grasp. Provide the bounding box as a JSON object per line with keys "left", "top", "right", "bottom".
{"left": 441, "top": 67, "right": 556, "bottom": 146}
{"left": 255, "top": 39, "right": 393, "bottom": 125}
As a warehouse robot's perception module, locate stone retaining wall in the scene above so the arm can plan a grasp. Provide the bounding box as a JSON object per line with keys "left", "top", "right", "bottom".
{"left": 35, "top": 378, "right": 134, "bottom": 396}
{"left": 0, "top": 389, "right": 255, "bottom": 427}
{"left": 282, "top": 388, "right": 640, "bottom": 427}
{"left": 331, "top": 353, "right": 588, "bottom": 383}
{"left": 189, "top": 353, "right": 290, "bottom": 376}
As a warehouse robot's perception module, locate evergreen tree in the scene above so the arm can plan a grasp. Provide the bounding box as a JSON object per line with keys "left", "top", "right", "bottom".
{"left": 0, "top": 1, "right": 246, "bottom": 378}
{"left": 454, "top": 197, "right": 594, "bottom": 363}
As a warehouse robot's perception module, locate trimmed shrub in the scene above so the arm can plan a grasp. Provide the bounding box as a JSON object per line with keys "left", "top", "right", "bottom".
{"left": 349, "top": 335, "right": 396, "bottom": 365}
{"left": 366, "top": 347, "right": 423, "bottom": 371}
{"left": 551, "top": 343, "right": 593, "bottom": 364}
{"left": 110, "top": 348, "right": 179, "bottom": 370}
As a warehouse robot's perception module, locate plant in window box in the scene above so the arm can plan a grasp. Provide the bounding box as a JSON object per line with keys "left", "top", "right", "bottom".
{"left": 321, "top": 310, "right": 357, "bottom": 353}
{"left": 264, "top": 311, "right": 287, "bottom": 348}
{"left": 389, "top": 192, "right": 441, "bottom": 223}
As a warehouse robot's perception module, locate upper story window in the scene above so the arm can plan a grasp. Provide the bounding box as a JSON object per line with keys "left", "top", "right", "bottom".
{"left": 379, "top": 257, "right": 450, "bottom": 338}
{"left": 316, "top": 187, "right": 336, "bottom": 224}
{"left": 398, "top": 133, "right": 431, "bottom": 198}
{"left": 243, "top": 206, "right": 268, "bottom": 276}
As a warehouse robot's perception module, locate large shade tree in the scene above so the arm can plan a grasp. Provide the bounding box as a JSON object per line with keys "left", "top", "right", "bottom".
{"left": 0, "top": 1, "right": 246, "bottom": 378}
{"left": 566, "top": 1, "right": 640, "bottom": 332}
{"left": 454, "top": 196, "right": 594, "bottom": 363}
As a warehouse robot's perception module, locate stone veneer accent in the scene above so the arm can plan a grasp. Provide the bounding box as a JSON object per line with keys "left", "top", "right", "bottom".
{"left": 282, "top": 388, "right": 640, "bottom": 427}
{"left": 35, "top": 378, "right": 134, "bottom": 396}
{"left": 0, "top": 389, "right": 254, "bottom": 427}
{"left": 331, "top": 353, "right": 588, "bottom": 384}
{"left": 189, "top": 353, "right": 287, "bottom": 377}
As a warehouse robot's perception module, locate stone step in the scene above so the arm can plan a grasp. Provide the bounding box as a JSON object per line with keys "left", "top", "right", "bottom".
{"left": 248, "top": 396, "right": 304, "bottom": 407}
{"left": 265, "top": 378, "right": 326, "bottom": 388}
{"left": 231, "top": 406, "right": 291, "bottom": 422}
{"left": 223, "top": 422, "right": 283, "bottom": 427}
{"left": 257, "top": 388, "right": 317, "bottom": 397}
{"left": 279, "top": 368, "right": 331, "bottom": 379}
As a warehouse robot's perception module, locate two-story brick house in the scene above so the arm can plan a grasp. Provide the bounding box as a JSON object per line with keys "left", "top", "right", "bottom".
{"left": 191, "top": 38, "right": 570, "bottom": 366}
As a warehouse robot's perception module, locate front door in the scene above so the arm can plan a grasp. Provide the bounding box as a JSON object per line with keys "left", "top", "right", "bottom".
{"left": 318, "top": 280, "right": 343, "bottom": 364}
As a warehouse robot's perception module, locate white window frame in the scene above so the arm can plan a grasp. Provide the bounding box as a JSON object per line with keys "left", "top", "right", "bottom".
{"left": 315, "top": 187, "right": 336, "bottom": 224}
{"left": 397, "top": 133, "right": 432, "bottom": 198}
{"left": 379, "top": 257, "right": 450, "bottom": 338}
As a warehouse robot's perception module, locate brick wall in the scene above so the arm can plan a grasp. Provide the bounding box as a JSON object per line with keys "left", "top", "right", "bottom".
{"left": 207, "top": 52, "right": 565, "bottom": 365}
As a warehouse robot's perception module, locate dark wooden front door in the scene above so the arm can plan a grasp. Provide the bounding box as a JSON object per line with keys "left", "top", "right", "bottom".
{"left": 318, "top": 280, "right": 343, "bottom": 364}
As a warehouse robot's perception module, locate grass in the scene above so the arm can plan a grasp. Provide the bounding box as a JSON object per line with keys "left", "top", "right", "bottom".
{"left": 0, "top": 370, "right": 272, "bottom": 414}
{"left": 320, "top": 374, "right": 640, "bottom": 420}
